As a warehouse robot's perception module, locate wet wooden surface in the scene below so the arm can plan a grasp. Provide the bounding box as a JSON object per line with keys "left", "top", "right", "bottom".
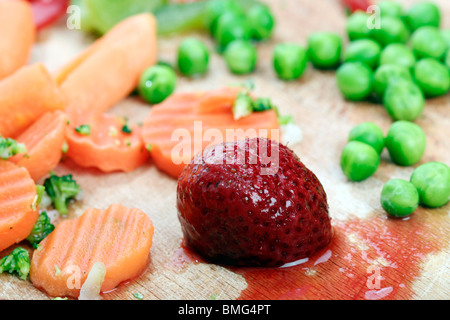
{"left": 0, "top": 0, "right": 449, "bottom": 300}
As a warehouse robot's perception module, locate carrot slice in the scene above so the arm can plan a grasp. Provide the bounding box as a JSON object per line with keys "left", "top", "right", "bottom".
{"left": 0, "top": 63, "right": 66, "bottom": 139}
{"left": 56, "top": 13, "right": 157, "bottom": 116}
{"left": 0, "top": 0, "right": 35, "bottom": 80}
{"left": 30, "top": 204, "right": 154, "bottom": 298}
{"left": 10, "top": 111, "right": 69, "bottom": 181}
{"left": 141, "top": 87, "right": 280, "bottom": 178}
{"left": 0, "top": 161, "right": 38, "bottom": 252}
{"left": 65, "top": 113, "right": 149, "bottom": 172}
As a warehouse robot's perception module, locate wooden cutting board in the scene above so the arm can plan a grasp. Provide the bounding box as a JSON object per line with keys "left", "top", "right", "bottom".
{"left": 0, "top": 0, "right": 449, "bottom": 300}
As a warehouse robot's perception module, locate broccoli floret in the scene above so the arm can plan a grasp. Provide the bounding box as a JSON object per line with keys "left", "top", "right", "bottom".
{"left": 26, "top": 211, "right": 55, "bottom": 249}
{"left": 43, "top": 173, "right": 81, "bottom": 216}
{"left": 0, "top": 137, "right": 27, "bottom": 160}
{"left": 0, "top": 247, "right": 30, "bottom": 280}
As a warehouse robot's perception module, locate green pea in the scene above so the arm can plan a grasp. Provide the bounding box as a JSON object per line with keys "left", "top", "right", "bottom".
{"left": 404, "top": 1, "right": 440, "bottom": 31}
{"left": 378, "top": 0, "right": 403, "bottom": 18}
{"left": 440, "top": 29, "right": 450, "bottom": 47}
{"left": 204, "top": 0, "right": 244, "bottom": 35}
{"left": 273, "top": 43, "right": 308, "bottom": 80}
{"left": 410, "top": 162, "right": 450, "bottom": 208}
{"left": 445, "top": 50, "right": 450, "bottom": 69}
{"left": 214, "top": 13, "right": 251, "bottom": 51}
{"left": 379, "top": 43, "right": 416, "bottom": 69}
{"left": 138, "top": 65, "right": 177, "bottom": 104}
{"left": 348, "top": 122, "right": 385, "bottom": 154}
{"left": 224, "top": 40, "right": 257, "bottom": 74}
{"left": 247, "top": 3, "right": 275, "bottom": 41}
{"left": 370, "top": 17, "right": 409, "bottom": 47}
{"left": 177, "top": 38, "right": 210, "bottom": 77}
{"left": 307, "top": 32, "right": 342, "bottom": 69}
{"left": 340, "top": 141, "right": 380, "bottom": 181}
{"left": 413, "top": 58, "right": 450, "bottom": 98}
{"left": 380, "top": 179, "right": 419, "bottom": 217}
{"left": 385, "top": 121, "right": 426, "bottom": 166}
{"left": 383, "top": 80, "right": 424, "bottom": 122}
{"left": 411, "top": 26, "right": 446, "bottom": 60}
{"left": 346, "top": 12, "right": 371, "bottom": 41}
{"left": 336, "top": 62, "right": 373, "bottom": 101}
{"left": 373, "top": 64, "right": 412, "bottom": 99}
{"left": 343, "top": 39, "right": 381, "bottom": 69}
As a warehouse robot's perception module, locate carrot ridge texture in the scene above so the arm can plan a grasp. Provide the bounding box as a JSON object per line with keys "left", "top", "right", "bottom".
{"left": 30, "top": 204, "right": 154, "bottom": 298}
{"left": 0, "top": 161, "right": 38, "bottom": 252}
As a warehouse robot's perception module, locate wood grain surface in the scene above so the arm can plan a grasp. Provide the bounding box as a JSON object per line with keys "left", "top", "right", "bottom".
{"left": 0, "top": 0, "right": 449, "bottom": 300}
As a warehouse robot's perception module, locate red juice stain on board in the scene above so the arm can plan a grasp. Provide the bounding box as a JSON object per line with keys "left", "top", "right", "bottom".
{"left": 166, "top": 239, "right": 203, "bottom": 272}
{"left": 231, "top": 210, "right": 449, "bottom": 300}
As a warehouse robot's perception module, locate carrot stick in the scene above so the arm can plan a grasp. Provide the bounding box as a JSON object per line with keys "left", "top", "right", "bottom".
{"left": 10, "top": 111, "right": 69, "bottom": 181}
{"left": 0, "top": 160, "right": 39, "bottom": 252}
{"left": 55, "top": 13, "right": 158, "bottom": 116}
{"left": 30, "top": 204, "right": 154, "bottom": 298}
{"left": 0, "top": 0, "right": 35, "bottom": 80}
{"left": 0, "top": 64, "right": 66, "bottom": 139}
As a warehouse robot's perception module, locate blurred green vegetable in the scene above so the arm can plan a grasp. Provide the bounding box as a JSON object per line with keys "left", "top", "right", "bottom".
{"left": 72, "top": 0, "right": 262, "bottom": 37}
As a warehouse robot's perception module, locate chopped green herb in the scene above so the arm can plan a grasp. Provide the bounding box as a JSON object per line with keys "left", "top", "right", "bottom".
{"left": 53, "top": 297, "right": 68, "bottom": 300}
{"left": 74, "top": 124, "right": 91, "bottom": 136}
{"left": 122, "top": 123, "right": 133, "bottom": 134}
{"left": 54, "top": 265, "right": 61, "bottom": 276}
{"left": 27, "top": 211, "right": 55, "bottom": 249}
{"left": 133, "top": 292, "right": 144, "bottom": 300}
{"left": 61, "top": 141, "right": 69, "bottom": 154}
{"left": 252, "top": 97, "right": 273, "bottom": 112}
{"left": 0, "top": 137, "right": 27, "bottom": 160}
{"left": 0, "top": 247, "right": 30, "bottom": 280}
{"left": 146, "top": 144, "right": 153, "bottom": 153}
{"left": 208, "top": 293, "right": 218, "bottom": 300}
{"left": 232, "top": 91, "right": 254, "bottom": 120}
{"left": 278, "top": 114, "right": 295, "bottom": 125}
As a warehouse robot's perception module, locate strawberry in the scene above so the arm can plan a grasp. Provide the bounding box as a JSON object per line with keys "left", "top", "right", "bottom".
{"left": 177, "top": 137, "right": 332, "bottom": 267}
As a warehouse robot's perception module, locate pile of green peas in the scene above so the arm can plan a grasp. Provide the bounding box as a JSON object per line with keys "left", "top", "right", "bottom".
{"left": 337, "top": 0, "right": 450, "bottom": 122}
{"left": 340, "top": 120, "right": 448, "bottom": 217}
{"left": 336, "top": 2, "right": 449, "bottom": 217}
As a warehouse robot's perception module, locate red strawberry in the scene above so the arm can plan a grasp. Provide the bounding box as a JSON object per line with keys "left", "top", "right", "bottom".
{"left": 177, "top": 137, "right": 332, "bottom": 267}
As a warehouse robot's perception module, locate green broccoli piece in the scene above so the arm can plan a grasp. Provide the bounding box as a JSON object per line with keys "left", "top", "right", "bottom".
{"left": 26, "top": 211, "right": 55, "bottom": 249}
{"left": 74, "top": 124, "right": 91, "bottom": 135}
{"left": 0, "top": 137, "right": 27, "bottom": 160}
{"left": 43, "top": 173, "right": 81, "bottom": 216}
{"left": 0, "top": 247, "right": 30, "bottom": 280}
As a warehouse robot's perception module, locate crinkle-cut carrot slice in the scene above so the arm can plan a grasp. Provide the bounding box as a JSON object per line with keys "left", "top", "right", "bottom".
{"left": 55, "top": 13, "right": 157, "bottom": 116}
{"left": 141, "top": 87, "right": 280, "bottom": 178}
{"left": 0, "top": 63, "right": 66, "bottom": 139}
{"left": 30, "top": 204, "right": 154, "bottom": 298}
{"left": 0, "top": 160, "right": 38, "bottom": 252}
{"left": 10, "top": 111, "right": 68, "bottom": 182}
{"left": 0, "top": 0, "right": 35, "bottom": 80}
{"left": 65, "top": 113, "right": 149, "bottom": 172}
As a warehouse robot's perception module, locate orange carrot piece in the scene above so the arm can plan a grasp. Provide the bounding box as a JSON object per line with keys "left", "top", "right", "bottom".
{"left": 65, "top": 113, "right": 149, "bottom": 172}
{"left": 0, "top": 0, "right": 35, "bottom": 80}
{"left": 0, "top": 64, "right": 66, "bottom": 139}
{"left": 56, "top": 13, "right": 157, "bottom": 116}
{"left": 10, "top": 111, "right": 69, "bottom": 181}
{"left": 30, "top": 204, "right": 154, "bottom": 298}
{"left": 0, "top": 160, "right": 38, "bottom": 252}
{"left": 141, "top": 87, "right": 280, "bottom": 178}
